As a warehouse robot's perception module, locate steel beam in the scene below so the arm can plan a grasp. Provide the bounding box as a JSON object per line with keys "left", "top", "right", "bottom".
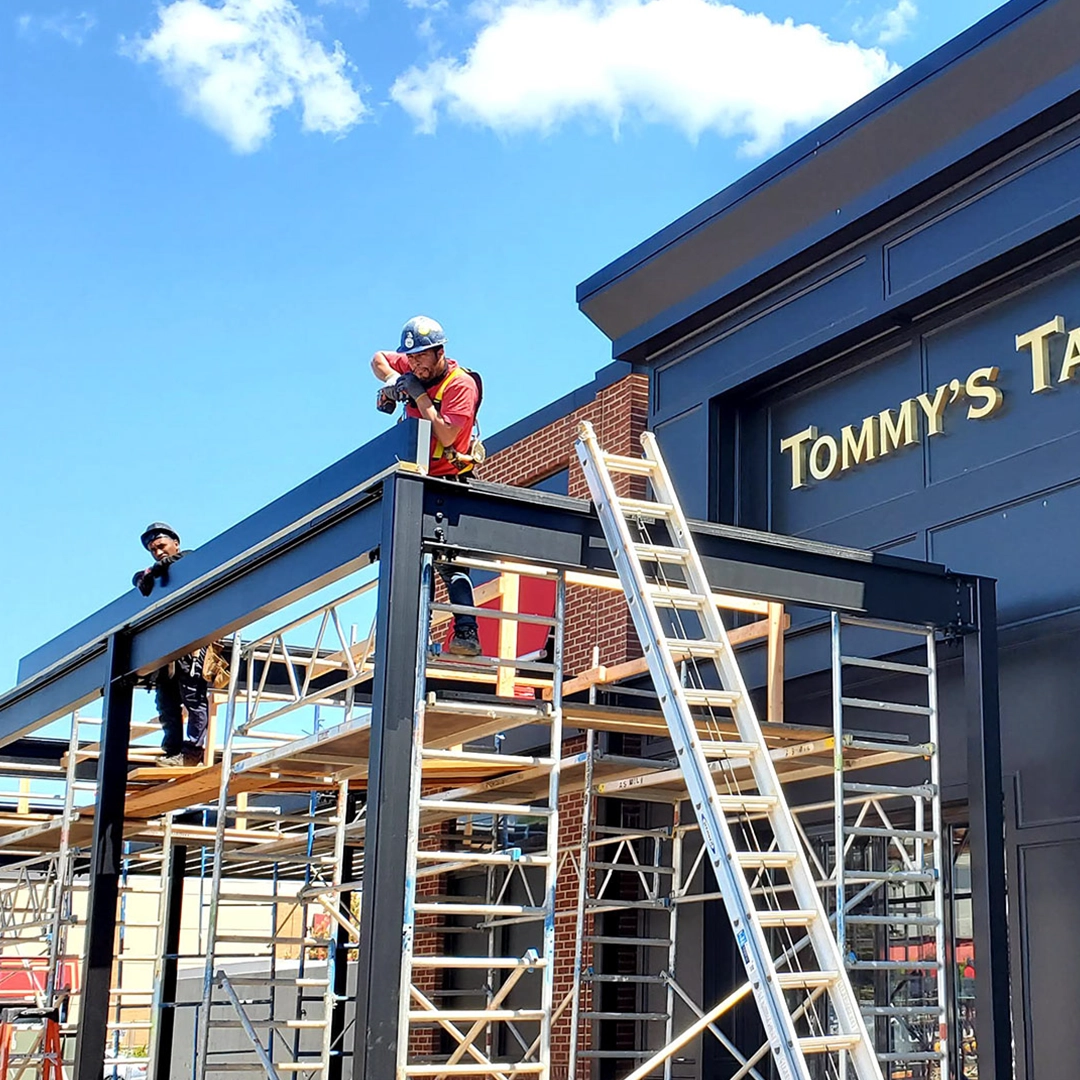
{"left": 963, "top": 577, "right": 1012, "bottom": 1080}
{"left": 73, "top": 633, "right": 133, "bottom": 1080}
{"left": 424, "top": 478, "right": 963, "bottom": 625}
{"left": 149, "top": 842, "right": 186, "bottom": 1080}
{"left": 352, "top": 473, "right": 426, "bottom": 1080}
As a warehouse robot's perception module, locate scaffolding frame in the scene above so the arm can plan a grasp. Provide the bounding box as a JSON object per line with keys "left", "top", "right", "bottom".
{"left": 0, "top": 443, "right": 1009, "bottom": 1080}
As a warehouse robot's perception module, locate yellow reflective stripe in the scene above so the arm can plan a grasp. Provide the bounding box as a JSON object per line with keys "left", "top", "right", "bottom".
{"left": 431, "top": 366, "right": 468, "bottom": 460}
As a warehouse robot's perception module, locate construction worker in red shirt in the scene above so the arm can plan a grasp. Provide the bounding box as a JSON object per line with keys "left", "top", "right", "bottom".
{"left": 372, "top": 316, "right": 482, "bottom": 656}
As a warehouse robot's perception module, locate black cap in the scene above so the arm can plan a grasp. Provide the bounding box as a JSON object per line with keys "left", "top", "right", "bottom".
{"left": 140, "top": 522, "right": 180, "bottom": 550}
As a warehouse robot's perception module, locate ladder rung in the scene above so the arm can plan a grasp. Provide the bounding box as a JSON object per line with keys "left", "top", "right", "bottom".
{"left": 414, "top": 902, "right": 546, "bottom": 917}
{"left": 635, "top": 543, "right": 691, "bottom": 564}
{"left": 577, "top": 1050, "right": 657, "bottom": 1059}
{"left": 417, "top": 799, "right": 552, "bottom": 816}
{"left": 736, "top": 851, "right": 797, "bottom": 869}
{"left": 429, "top": 602, "right": 558, "bottom": 627}
{"left": 222, "top": 977, "right": 330, "bottom": 987}
{"left": 848, "top": 960, "right": 940, "bottom": 971}
{"left": 648, "top": 586, "right": 709, "bottom": 610}
{"left": 404, "top": 1065, "right": 543, "bottom": 1075}
{"left": 846, "top": 914, "right": 939, "bottom": 926}
{"left": 414, "top": 850, "right": 551, "bottom": 867}
{"left": 878, "top": 1051, "right": 948, "bottom": 1062}
{"left": 585, "top": 935, "right": 672, "bottom": 946}
{"left": 601, "top": 453, "right": 658, "bottom": 476}
{"left": 668, "top": 638, "right": 727, "bottom": 658}
{"left": 682, "top": 688, "right": 741, "bottom": 708}
{"left": 843, "top": 826, "right": 937, "bottom": 840}
{"left": 841, "top": 696, "right": 933, "bottom": 717}
{"left": 716, "top": 795, "right": 777, "bottom": 812}
{"left": 698, "top": 740, "right": 758, "bottom": 759}
{"left": 757, "top": 909, "right": 817, "bottom": 928}
{"left": 582, "top": 1011, "right": 668, "bottom": 1021}
{"left": 843, "top": 781, "right": 936, "bottom": 798}
{"left": 587, "top": 860, "right": 673, "bottom": 874}
{"left": 210, "top": 1019, "right": 328, "bottom": 1030}
{"left": 844, "top": 737, "right": 935, "bottom": 756}
{"left": 412, "top": 956, "right": 546, "bottom": 969}
{"left": 844, "top": 870, "right": 937, "bottom": 883}
{"left": 582, "top": 973, "right": 665, "bottom": 983}
{"left": 840, "top": 655, "right": 932, "bottom": 676}
{"left": 775, "top": 971, "right": 838, "bottom": 989}
{"left": 616, "top": 497, "right": 674, "bottom": 517}
{"left": 419, "top": 748, "right": 556, "bottom": 768}
{"left": 800, "top": 1035, "right": 862, "bottom": 1053}
{"left": 838, "top": 615, "right": 930, "bottom": 636}
{"left": 408, "top": 1009, "right": 545, "bottom": 1022}
{"left": 862, "top": 1005, "right": 945, "bottom": 1016}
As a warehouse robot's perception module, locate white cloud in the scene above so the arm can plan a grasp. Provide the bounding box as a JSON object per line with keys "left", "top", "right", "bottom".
{"left": 391, "top": 0, "right": 899, "bottom": 153}
{"left": 853, "top": 1, "right": 918, "bottom": 46}
{"left": 125, "top": 0, "right": 367, "bottom": 154}
{"left": 16, "top": 10, "right": 97, "bottom": 45}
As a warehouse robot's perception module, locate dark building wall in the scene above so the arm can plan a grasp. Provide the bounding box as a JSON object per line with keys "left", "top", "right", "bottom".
{"left": 576, "top": 5, "right": 1080, "bottom": 1073}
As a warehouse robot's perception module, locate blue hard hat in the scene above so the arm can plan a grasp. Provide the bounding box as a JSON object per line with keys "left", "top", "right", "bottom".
{"left": 399, "top": 316, "right": 447, "bottom": 355}
{"left": 141, "top": 522, "right": 180, "bottom": 550}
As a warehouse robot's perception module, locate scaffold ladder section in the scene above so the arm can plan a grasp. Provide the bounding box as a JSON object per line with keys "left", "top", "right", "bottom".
{"left": 575, "top": 421, "right": 883, "bottom": 1080}
{"left": 396, "top": 553, "right": 565, "bottom": 1079}
{"left": 831, "top": 615, "right": 947, "bottom": 1076}
{"left": 572, "top": 798, "right": 680, "bottom": 1075}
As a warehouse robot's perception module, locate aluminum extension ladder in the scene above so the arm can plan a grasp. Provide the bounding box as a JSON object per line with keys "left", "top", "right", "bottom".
{"left": 575, "top": 421, "right": 883, "bottom": 1080}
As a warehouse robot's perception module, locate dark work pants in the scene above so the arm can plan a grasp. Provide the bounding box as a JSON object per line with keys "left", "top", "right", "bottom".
{"left": 154, "top": 653, "right": 209, "bottom": 754}
{"left": 437, "top": 563, "right": 476, "bottom": 631}
{"left": 435, "top": 473, "right": 476, "bottom": 632}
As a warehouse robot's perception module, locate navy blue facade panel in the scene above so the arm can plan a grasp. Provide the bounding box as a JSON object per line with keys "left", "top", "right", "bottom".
{"left": 1013, "top": 838, "right": 1080, "bottom": 1074}
{"left": 929, "top": 482, "right": 1080, "bottom": 626}
{"left": 999, "top": 626, "right": 1080, "bottom": 826}
{"left": 646, "top": 113, "right": 1080, "bottom": 430}
{"left": 886, "top": 123, "right": 1080, "bottom": 298}
{"left": 923, "top": 263, "right": 1080, "bottom": 485}
{"left": 654, "top": 258, "right": 871, "bottom": 419}
{"left": 763, "top": 343, "right": 922, "bottom": 537}
{"left": 652, "top": 405, "right": 707, "bottom": 518}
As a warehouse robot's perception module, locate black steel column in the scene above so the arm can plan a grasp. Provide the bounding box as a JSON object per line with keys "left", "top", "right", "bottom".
{"left": 149, "top": 842, "right": 187, "bottom": 1080}
{"left": 963, "top": 577, "right": 1012, "bottom": 1080}
{"left": 329, "top": 843, "right": 356, "bottom": 1080}
{"left": 73, "top": 632, "right": 133, "bottom": 1080}
{"left": 352, "top": 474, "right": 425, "bottom": 1079}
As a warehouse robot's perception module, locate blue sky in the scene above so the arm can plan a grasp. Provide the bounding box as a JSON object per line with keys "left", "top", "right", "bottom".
{"left": 1, "top": 0, "right": 1007, "bottom": 685}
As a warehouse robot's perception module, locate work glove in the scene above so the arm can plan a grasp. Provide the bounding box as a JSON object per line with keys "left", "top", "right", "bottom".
{"left": 394, "top": 373, "right": 427, "bottom": 403}
{"left": 135, "top": 569, "right": 155, "bottom": 596}
{"left": 376, "top": 389, "right": 398, "bottom": 414}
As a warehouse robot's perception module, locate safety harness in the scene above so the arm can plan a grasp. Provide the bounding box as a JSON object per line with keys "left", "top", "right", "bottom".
{"left": 428, "top": 365, "right": 485, "bottom": 474}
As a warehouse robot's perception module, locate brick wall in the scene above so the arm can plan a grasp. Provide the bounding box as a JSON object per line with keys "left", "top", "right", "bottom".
{"left": 477, "top": 372, "right": 649, "bottom": 676}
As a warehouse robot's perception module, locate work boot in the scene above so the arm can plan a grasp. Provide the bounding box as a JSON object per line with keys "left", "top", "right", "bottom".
{"left": 157, "top": 751, "right": 187, "bottom": 768}
{"left": 182, "top": 741, "right": 205, "bottom": 767}
{"left": 447, "top": 624, "right": 482, "bottom": 657}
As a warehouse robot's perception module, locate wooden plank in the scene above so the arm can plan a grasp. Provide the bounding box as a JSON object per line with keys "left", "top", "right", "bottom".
{"left": 496, "top": 573, "right": 520, "bottom": 698}
{"left": 767, "top": 603, "right": 785, "bottom": 724}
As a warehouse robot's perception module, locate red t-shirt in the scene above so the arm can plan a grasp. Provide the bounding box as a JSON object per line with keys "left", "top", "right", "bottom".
{"left": 387, "top": 354, "right": 479, "bottom": 477}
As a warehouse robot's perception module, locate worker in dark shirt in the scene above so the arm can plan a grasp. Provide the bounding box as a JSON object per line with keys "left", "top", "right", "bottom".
{"left": 133, "top": 523, "right": 208, "bottom": 767}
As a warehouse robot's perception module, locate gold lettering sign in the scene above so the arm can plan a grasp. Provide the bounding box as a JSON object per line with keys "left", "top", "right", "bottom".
{"left": 778, "top": 310, "right": 1080, "bottom": 491}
